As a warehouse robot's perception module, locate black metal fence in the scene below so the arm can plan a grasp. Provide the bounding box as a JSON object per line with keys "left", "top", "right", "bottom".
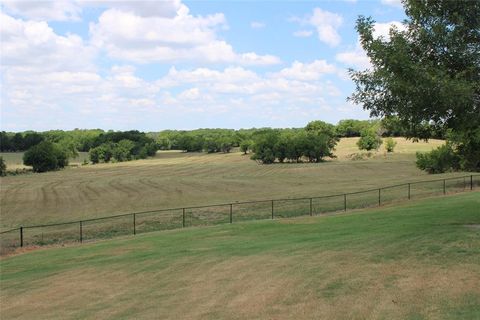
{"left": 1, "top": 174, "right": 479, "bottom": 255}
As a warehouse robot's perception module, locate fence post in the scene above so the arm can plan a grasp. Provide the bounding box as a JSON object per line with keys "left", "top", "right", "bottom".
{"left": 309, "top": 198, "right": 313, "bottom": 216}
{"left": 133, "top": 213, "right": 136, "bottom": 235}
{"left": 229, "top": 204, "right": 233, "bottom": 224}
{"left": 344, "top": 194, "right": 347, "bottom": 212}
{"left": 182, "top": 208, "right": 186, "bottom": 228}
{"left": 408, "top": 183, "right": 411, "bottom": 200}
{"left": 20, "top": 227, "right": 23, "bottom": 247}
{"left": 443, "top": 179, "right": 446, "bottom": 195}
{"left": 471, "top": 175, "right": 474, "bottom": 191}
{"left": 378, "top": 188, "right": 381, "bottom": 206}
{"left": 271, "top": 200, "right": 274, "bottom": 219}
{"left": 79, "top": 221, "right": 83, "bottom": 243}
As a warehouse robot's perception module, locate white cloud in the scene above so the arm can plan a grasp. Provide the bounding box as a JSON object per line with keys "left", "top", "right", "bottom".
{"left": 335, "top": 21, "right": 405, "bottom": 70}
{"left": 335, "top": 49, "right": 370, "bottom": 70}
{"left": 1, "top": 0, "right": 82, "bottom": 21}
{"left": 310, "top": 8, "right": 343, "bottom": 46}
{"left": 2, "top": 57, "right": 353, "bottom": 131}
{"left": 178, "top": 88, "right": 201, "bottom": 100}
{"left": 250, "top": 21, "right": 265, "bottom": 29}
{"left": 381, "top": 0, "right": 403, "bottom": 8}
{"left": 82, "top": 0, "right": 184, "bottom": 18}
{"left": 0, "top": 12, "right": 96, "bottom": 72}
{"left": 292, "top": 8, "right": 343, "bottom": 47}
{"left": 293, "top": 30, "right": 313, "bottom": 38}
{"left": 158, "top": 66, "right": 260, "bottom": 87}
{"left": 271, "top": 60, "right": 337, "bottom": 81}
{"left": 89, "top": 5, "right": 280, "bottom": 65}
{"left": 373, "top": 21, "right": 404, "bottom": 39}
{"left": 154, "top": 64, "right": 343, "bottom": 113}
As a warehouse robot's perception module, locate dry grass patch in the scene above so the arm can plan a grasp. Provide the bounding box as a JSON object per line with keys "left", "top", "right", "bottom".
{"left": 1, "top": 251, "right": 478, "bottom": 320}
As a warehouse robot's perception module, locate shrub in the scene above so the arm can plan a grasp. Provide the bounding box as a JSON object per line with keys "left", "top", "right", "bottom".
{"left": 239, "top": 140, "right": 252, "bottom": 154}
{"left": 23, "top": 141, "right": 68, "bottom": 172}
{"left": 416, "top": 144, "right": 460, "bottom": 174}
{"left": 112, "top": 139, "right": 135, "bottom": 161}
{"left": 357, "top": 129, "right": 383, "bottom": 151}
{"left": 384, "top": 137, "right": 397, "bottom": 153}
{"left": 89, "top": 144, "right": 113, "bottom": 163}
{"left": 251, "top": 148, "right": 276, "bottom": 164}
{"left": 219, "top": 138, "right": 233, "bottom": 153}
{"left": 0, "top": 157, "right": 6, "bottom": 176}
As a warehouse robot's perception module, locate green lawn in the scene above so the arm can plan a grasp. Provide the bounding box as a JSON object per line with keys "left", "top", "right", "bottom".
{"left": 1, "top": 192, "right": 479, "bottom": 320}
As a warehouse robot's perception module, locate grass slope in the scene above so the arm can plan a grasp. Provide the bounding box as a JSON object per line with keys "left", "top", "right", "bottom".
{"left": 1, "top": 138, "right": 464, "bottom": 230}
{"left": 1, "top": 192, "right": 479, "bottom": 320}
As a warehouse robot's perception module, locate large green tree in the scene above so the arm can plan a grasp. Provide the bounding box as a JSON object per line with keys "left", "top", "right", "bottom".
{"left": 23, "top": 141, "right": 68, "bottom": 173}
{"left": 349, "top": 0, "right": 479, "bottom": 171}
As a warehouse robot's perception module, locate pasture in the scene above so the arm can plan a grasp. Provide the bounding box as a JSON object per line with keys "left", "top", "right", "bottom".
{"left": 1, "top": 192, "right": 479, "bottom": 319}
{"left": 0, "top": 137, "right": 467, "bottom": 231}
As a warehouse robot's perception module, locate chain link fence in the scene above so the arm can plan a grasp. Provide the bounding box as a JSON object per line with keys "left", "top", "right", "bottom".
{"left": 1, "top": 174, "right": 479, "bottom": 255}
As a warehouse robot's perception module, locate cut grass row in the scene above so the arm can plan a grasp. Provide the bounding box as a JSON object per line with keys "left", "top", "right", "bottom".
{"left": 1, "top": 192, "right": 479, "bottom": 319}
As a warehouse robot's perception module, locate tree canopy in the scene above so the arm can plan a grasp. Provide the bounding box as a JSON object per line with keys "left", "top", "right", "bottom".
{"left": 349, "top": 0, "right": 479, "bottom": 171}
{"left": 23, "top": 141, "right": 68, "bottom": 173}
{"left": 250, "top": 121, "right": 339, "bottom": 164}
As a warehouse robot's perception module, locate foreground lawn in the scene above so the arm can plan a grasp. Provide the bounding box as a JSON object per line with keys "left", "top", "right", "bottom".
{"left": 1, "top": 192, "right": 479, "bottom": 320}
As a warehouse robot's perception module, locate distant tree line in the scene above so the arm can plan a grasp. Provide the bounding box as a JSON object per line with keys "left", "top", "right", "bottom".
{"left": 0, "top": 131, "right": 45, "bottom": 152}
{"left": 0, "top": 129, "right": 103, "bottom": 152}
{"left": 149, "top": 129, "right": 248, "bottom": 153}
{"left": 0, "top": 117, "right": 447, "bottom": 172}
{"left": 89, "top": 131, "right": 157, "bottom": 164}
{"left": 0, "top": 130, "right": 158, "bottom": 173}
{"left": 146, "top": 117, "right": 445, "bottom": 155}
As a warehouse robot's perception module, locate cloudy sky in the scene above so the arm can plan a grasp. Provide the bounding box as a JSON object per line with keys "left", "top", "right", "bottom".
{"left": 0, "top": 0, "right": 406, "bottom": 132}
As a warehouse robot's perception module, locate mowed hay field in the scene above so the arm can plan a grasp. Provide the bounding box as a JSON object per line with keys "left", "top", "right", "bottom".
{"left": 1, "top": 193, "right": 479, "bottom": 320}
{"left": 0, "top": 137, "right": 464, "bottom": 230}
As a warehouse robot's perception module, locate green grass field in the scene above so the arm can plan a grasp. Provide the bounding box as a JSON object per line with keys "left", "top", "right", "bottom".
{"left": 1, "top": 137, "right": 474, "bottom": 231}
{"left": 1, "top": 192, "right": 479, "bottom": 320}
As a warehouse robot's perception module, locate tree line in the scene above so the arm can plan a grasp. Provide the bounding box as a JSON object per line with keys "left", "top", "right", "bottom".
{"left": 147, "top": 117, "right": 445, "bottom": 154}
{"left": 0, "top": 116, "right": 451, "bottom": 173}
{"left": 0, "top": 130, "right": 158, "bottom": 173}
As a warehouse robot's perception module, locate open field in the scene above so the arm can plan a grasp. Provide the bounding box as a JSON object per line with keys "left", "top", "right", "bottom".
{"left": 1, "top": 137, "right": 473, "bottom": 231}
{"left": 1, "top": 193, "right": 479, "bottom": 319}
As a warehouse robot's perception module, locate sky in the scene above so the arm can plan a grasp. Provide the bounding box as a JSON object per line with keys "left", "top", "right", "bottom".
{"left": 0, "top": 0, "right": 407, "bottom": 132}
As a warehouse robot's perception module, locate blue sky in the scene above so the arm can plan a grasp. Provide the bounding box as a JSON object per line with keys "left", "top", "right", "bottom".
{"left": 0, "top": 0, "right": 406, "bottom": 132}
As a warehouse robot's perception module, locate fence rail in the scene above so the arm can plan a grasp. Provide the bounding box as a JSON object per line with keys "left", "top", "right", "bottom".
{"left": 1, "top": 174, "right": 479, "bottom": 254}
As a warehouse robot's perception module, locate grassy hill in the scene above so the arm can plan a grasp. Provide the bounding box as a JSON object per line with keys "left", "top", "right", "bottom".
{"left": 2, "top": 137, "right": 467, "bottom": 230}
{"left": 1, "top": 192, "right": 479, "bottom": 319}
